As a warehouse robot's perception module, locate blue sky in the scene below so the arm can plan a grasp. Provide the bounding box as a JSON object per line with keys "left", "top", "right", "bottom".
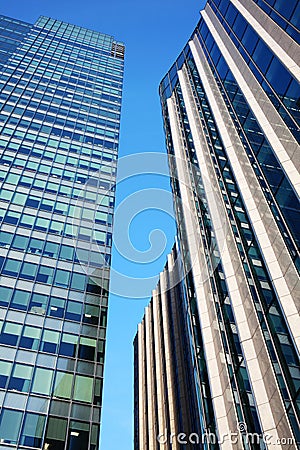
{"left": 1, "top": 0, "right": 206, "bottom": 448}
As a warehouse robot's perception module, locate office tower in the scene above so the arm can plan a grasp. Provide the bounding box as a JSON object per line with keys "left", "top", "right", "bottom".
{"left": 0, "top": 14, "right": 124, "bottom": 449}
{"left": 134, "top": 244, "right": 202, "bottom": 450}
{"left": 135, "top": 0, "right": 300, "bottom": 449}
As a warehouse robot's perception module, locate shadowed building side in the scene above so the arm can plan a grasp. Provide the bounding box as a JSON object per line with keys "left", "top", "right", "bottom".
{"left": 134, "top": 244, "right": 202, "bottom": 450}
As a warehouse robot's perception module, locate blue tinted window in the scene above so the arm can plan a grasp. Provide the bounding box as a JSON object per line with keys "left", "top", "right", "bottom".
{"left": 48, "top": 296, "right": 65, "bottom": 318}
{"left": 225, "top": 3, "right": 238, "bottom": 26}
{"left": 20, "top": 412, "right": 46, "bottom": 447}
{"left": 265, "top": 57, "right": 292, "bottom": 96}
{"left": 59, "top": 245, "right": 74, "bottom": 260}
{"left": 36, "top": 265, "right": 54, "bottom": 283}
{"left": 44, "top": 241, "right": 59, "bottom": 257}
{"left": 28, "top": 238, "right": 44, "bottom": 254}
{"left": 0, "top": 408, "right": 23, "bottom": 444}
{"left": 71, "top": 272, "right": 86, "bottom": 290}
{"left": 66, "top": 301, "right": 82, "bottom": 321}
{"left": 252, "top": 40, "right": 273, "bottom": 73}
{"left": 232, "top": 14, "right": 247, "bottom": 39}
{"left": 20, "top": 262, "right": 38, "bottom": 280}
{"left": 0, "top": 286, "right": 12, "bottom": 306}
{"left": 274, "top": 0, "right": 297, "bottom": 19}
{"left": 0, "top": 231, "right": 13, "bottom": 247}
{"left": 2, "top": 258, "right": 21, "bottom": 276}
{"left": 54, "top": 269, "right": 70, "bottom": 287}
{"left": 290, "top": 3, "right": 300, "bottom": 28}
{"left": 241, "top": 26, "right": 259, "bottom": 54}
{"left": 11, "top": 290, "right": 30, "bottom": 309}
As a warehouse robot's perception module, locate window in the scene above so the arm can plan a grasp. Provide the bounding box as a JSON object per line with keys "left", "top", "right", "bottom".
{"left": 76, "top": 248, "right": 89, "bottom": 264}
{"left": 8, "top": 363, "right": 33, "bottom": 392}
{"left": 6, "top": 173, "right": 19, "bottom": 185}
{"left": 11, "top": 289, "right": 31, "bottom": 310}
{"left": 0, "top": 286, "right": 12, "bottom": 307}
{"left": 35, "top": 217, "right": 48, "bottom": 231}
{"left": 79, "top": 337, "right": 96, "bottom": 361}
{"left": 40, "top": 197, "right": 53, "bottom": 209}
{"left": 32, "top": 367, "right": 53, "bottom": 395}
{"left": 54, "top": 201, "right": 68, "bottom": 215}
{"left": 44, "top": 417, "right": 67, "bottom": 450}
{"left": 54, "top": 268, "right": 70, "bottom": 287}
{"left": 49, "top": 220, "right": 64, "bottom": 234}
{"left": 36, "top": 265, "right": 54, "bottom": 284}
{"left": 12, "top": 192, "right": 27, "bottom": 205}
{"left": 2, "top": 258, "right": 21, "bottom": 276}
{"left": 20, "top": 213, "right": 35, "bottom": 228}
{"left": 44, "top": 241, "right": 59, "bottom": 257}
{"left": 0, "top": 231, "right": 13, "bottom": 248}
{"left": 97, "top": 340, "right": 105, "bottom": 364}
{"left": 48, "top": 296, "right": 65, "bottom": 318}
{"left": 66, "top": 421, "right": 90, "bottom": 450}
{"left": 3, "top": 210, "right": 19, "bottom": 225}
{"left": 0, "top": 360, "right": 12, "bottom": 388}
{"left": 53, "top": 371, "right": 73, "bottom": 399}
{"left": 0, "top": 322, "right": 22, "bottom": 346}
{"left": 252, "top": 40, "right": 272, "bottom": 73}
{"left": 59, "top": 244, "right": 74, "bottom": 261}
{"left": 0, "top": 408, "right": 23, "bottom": 444}
{"left": 71, "top": 272, "right": 86, "bottom": 290}
{"left": 83, "top": 304, "right": 99, "bottom": 325}
{"left": 20, "top": 412, "right": 46, "bottom": 447}
{"left": 20, "top": 325, "right": 42, "bottom": 350}
{"left": 28, "top": 237, "right": 44, "bottom": 254}
{"left": 94, "top": 378, "right": 103, "bottom": 405}
{"left": 59, "top": 333, "right": 78, "bottom": 357}
{"left": 66, "top": 301, "right": 82, "bottom": 321}
{"left": 25, "top": 196, "right": 40, "bottom": 208}
{"left": 20, "top": 262, "right": 38, "bottom": 281}
{"left": 232, "top": 13, "right": 247, "bottom": 40}
{"left": 78, "top": 226, "right": 93, "bottom": 241}
{"left": 100, "top": 308, "right": 107, "bottom": 327}
{"left": 41, "top": 329, "right": 60, "bottom": 354}
{"left": 30, "top": 293, "right": 48, "bottom": 311}
{"left": 73, "top": 375, "right": 93, "bottom": 403}
{"left": 11, "top": 234, "right": 29, "bottom": 251}
{"left": 265, "top": 57, "right": 292, "bottom": 96}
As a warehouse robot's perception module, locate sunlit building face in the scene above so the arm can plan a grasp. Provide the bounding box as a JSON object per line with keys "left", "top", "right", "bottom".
{"left": 134, "top": 1, "right": 299, "bottom": 449}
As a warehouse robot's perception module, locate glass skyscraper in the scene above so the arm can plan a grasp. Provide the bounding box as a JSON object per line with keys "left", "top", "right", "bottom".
{"left": 0, "top": 15, "right": 124, "bottom": 449}
{"left": 135, "top": 0, "right": 299, "bottom": 449}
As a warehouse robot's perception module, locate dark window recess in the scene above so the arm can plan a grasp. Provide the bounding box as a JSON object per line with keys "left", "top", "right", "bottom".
{"left": 111, "top": 42, "right": 125, "bottom": 59}
{"left": 0, "top": 332, "right": 18, "bottom": 346}
{"left": 78, "top": 344, "right": 95, "bottom": 361}
{"left": 67, "top": 428, "right": 89, "bottom": 450}
{"left": 3, "top": 213, "right": 18, "bottom": 224}
{"left": 59, "top": 342, "right": 76, "bottom": 358}
{"left": 25, "top": 198, "right": 40, "bottom": 208}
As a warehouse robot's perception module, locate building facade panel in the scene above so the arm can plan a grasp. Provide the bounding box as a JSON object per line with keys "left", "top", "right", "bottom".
{"left": 134, "top": 245, "right": 203, "bottom": 449}
{"left": 143, "top": 0, "right": 300, "bottom": 448}
{"left": 0, "top": 14, "right": 124, "bottom": 449}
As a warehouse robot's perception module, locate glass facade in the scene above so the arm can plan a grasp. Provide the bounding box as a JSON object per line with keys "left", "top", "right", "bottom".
{"left": 0, "top": 14, "right": 124, "bottom": 449}
{"left": 157, "top": 0, "right": 299, "bottom": 449}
